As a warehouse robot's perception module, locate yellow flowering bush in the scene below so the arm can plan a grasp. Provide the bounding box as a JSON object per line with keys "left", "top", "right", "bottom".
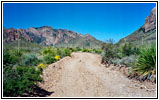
{"left": 55, "top": 55, "right": 60, "bottom": 60}
{"left": 37, "top": 63, "right": 47, "bottom": 69}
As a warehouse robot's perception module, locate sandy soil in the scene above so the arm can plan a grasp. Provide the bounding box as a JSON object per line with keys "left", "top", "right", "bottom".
{"left": 39, "top": 52, "right": 156, "bottom": 97}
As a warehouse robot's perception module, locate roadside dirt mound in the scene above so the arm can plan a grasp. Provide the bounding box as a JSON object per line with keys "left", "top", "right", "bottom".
{"left": 39, "top": 52, "right": 156, "bottom": 97}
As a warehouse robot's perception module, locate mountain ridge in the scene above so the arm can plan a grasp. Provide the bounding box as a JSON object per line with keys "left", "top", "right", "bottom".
{"left": 3, "top": 26, "right": 103, "bottom": 48}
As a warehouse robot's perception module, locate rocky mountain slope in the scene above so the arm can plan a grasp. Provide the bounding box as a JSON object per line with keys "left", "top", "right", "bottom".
{"left": 3, "top": 26, "right": 103, "bottom": 48}
{"left": 118, "top": 7, "right": 156, "bottom": 45}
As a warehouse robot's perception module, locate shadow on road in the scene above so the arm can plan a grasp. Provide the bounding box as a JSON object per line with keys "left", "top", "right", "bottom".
{"left": 21, "top": 85, "right": 54, "bottom": 97}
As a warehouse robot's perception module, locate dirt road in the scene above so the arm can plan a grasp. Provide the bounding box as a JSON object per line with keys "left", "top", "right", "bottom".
{"left": 39, "top": 52, "right": 156, "bottom": 97}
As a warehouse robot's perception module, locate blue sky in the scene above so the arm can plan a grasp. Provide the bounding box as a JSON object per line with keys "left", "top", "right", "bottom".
{"left": 3, "top": 3, "right": 156, "bottom": 42}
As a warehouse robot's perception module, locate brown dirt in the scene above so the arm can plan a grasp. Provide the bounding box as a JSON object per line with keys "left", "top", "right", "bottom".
{"left": 38, "top": 52, "right": 156, "bottom": 97}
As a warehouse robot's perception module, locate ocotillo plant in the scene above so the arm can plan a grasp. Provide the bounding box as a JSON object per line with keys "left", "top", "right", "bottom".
{"left": 17, "top": 29, "right": 20, "bottom": 54}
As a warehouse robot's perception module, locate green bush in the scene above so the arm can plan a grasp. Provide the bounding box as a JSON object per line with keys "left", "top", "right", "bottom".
{"left": 121, "top": 43, "right": 139, "bottom": 56}
{"left": 94, "top": 49, "right": 102, "bottom": 54}
{"left": 114, "top": 52, "right": 123, "bottom": 59}
{"left": 43, "top": 54, "right": 56, "bottom": 64}
{"left": 111, "top": 55, "right": 136, "bottom": 67}
{"left": 132, "top": 46, "right": 140, "bottom": 55}
{"left": 3, "top": 49, "right": 23, "bottom": 65}
{"left": 75, "top": 47, "right": 82, "bottom": 51}
{"left": 122, "top": 43, "right": 133, "bottom": 56}
{"left": 19, "top": 48, "right": 31, "bottom": 53}
{"left": 3, "top": 50, "right": 13, "bottom": 65}
{"left": 133, "top": 44, "right": 156, "bottom": 76}
{"left": 68, "top": 47, "right": 76, "bottom": 52}
{"left": 40, "top": 46, "right": 55, "bottom": 55}
{"left": 121, "top": 55, "right": 136, "bottom": 67}
{"left": 3, "top": 66, "right": 42, "bottom": 97}
{"left": 3, "top": 48, "right": 43, "bottom": 97}
{"left": 81, "top": 48, "right": 88, "bottom": 52}
{"left": 22, "top": 54, "right": 39, "bottom": 66}
{"left": 101, "top": 42, "right": 139, "bottom": 66}
{"left": 101, "top": 43, "right": 115, "bottom": 64}
{"left": 111, "top": 59, "right": 122, "bottom": 66}
{"left": 63, "top": 48, "right": 72, "bottom": 56}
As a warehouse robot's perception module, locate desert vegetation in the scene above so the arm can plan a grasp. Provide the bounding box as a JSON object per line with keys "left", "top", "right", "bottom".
{"left": 101, "top": 39, "right": 156, "bottom": 82}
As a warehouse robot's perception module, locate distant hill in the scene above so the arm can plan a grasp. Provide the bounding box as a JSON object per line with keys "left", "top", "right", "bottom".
{"left": 3, "top": 26, "right": 104, "bottom": 48}
{"left": 117, "top": 7, "right": 156, "bottom": 45}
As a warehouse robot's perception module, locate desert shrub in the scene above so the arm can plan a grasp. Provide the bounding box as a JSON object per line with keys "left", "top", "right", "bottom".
{"left": 3, "top": 66, "right": 42, "bottom": 97}
{"left": 52, "top": 48, "right": 59, "bottom": 56}
{"left": 3, "top": 49, "right": 23, "bottom": 65}
{"left": 40, "top": 46, "right": 55, "bottom": 55}
{"left": 101, "top": 42, "right": 115, "bottom": 64}
{"left": 122, "top": 43, "right": 133, "bottom": 56}
{"left": 101, "top": 40, "right": 140, "bottom": 66}
{"left": 112, "top": 55, "right": 136, "bottom": 67}
{"left": 81, "top": 48, "right": 88, "bottom": 52}
{"left": 68, "top": 48, "right": 76, "bottom": 52}
{"left": 24, "top": 49, "right": 31, "bottom": 53}
{"left": 37, "top": 63, "right": 47, "bottom": 69}
{"left": 87, "top": 49, "right": 92, "bottom": 53}
{"left": 22, "top": 54, "right": 39, "bottom": 66}
{"left": 111, "top": 59, "right": 122, "bottom": 66}
{"left": 113, "top": 46, "right": 125, "bottom": 58}
{"left": 3, "top": 50, "right": 14, "bottom": 65}
{"left": 94, "top": 49, "right": 102, "bottom": 54}
{"left": 36, "top": 63, "right": 47, "bottom": 72}
{"left": 41, "top": 47, "right": 72, "bottom": 58}
{"left": 121, "top": 43, "right": 139, "bottom": 56}
{"left": 3, "top": 49, "right": 43, "bottom": 97}
{"left": 114, "top": 52, "right": 123, "bottom": 59}
{"left": 40, "top": 47, "right": 61, "bottom": 64}
{"left": 75, "top": 47, "right": 82, "bottom": 51}
{"left": 133, "top": 44, "right": 156, "bottom": 77}
{"left": 43, "top": 54, "right": 56, "bottom": 64}
{"left": 63, "top": 48, "right": 72, "bottom": 56}
{"left": 121, "top": 55, "right": 136, "bottom": 67}
{"left": 58, "top": 49, "right": 64, "bottom": 57}
{"left": 19, "top": 48, "right": 31, "bottom": 53}
{"left": 132, "top": 46, "right": 140, "bottom": 55}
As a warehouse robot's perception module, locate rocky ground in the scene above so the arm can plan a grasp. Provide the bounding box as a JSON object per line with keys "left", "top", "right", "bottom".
{"left": 39, "top": 52, "right": 156, "bottom": 97}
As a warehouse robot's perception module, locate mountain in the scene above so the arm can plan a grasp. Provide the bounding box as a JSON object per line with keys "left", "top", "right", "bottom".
{"left": 54, "top": 33, "right": 103, "bottom": 48}
{"left": 118, "top": 7, "right": 156, "bottom": 45}
{"left": 3, "top": 26, "right": 103, "bottom": 48}
{"left": 3, "top": 27, "right": 33, "bottom": 43}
